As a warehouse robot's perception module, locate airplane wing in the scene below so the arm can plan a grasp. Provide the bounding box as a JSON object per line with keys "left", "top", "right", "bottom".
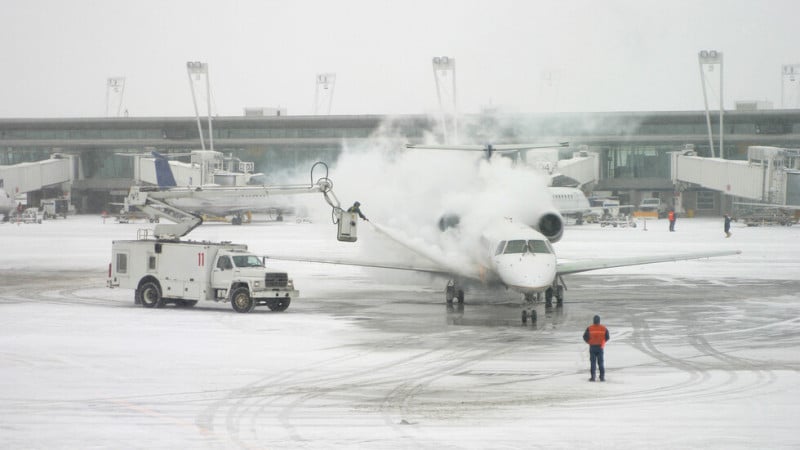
{"left": 556, "top": 250, "right": 742, "bottom": 275}
{"left": 405, "top": 142, "right": 568, "bottom": 153}
{"left": 264, "top": 255, "right": 453, "bottom": 276}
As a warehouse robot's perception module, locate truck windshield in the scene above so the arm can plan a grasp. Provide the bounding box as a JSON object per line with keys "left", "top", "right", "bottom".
{"left": 232, "top": 255, "right": 264, "bottom": 268}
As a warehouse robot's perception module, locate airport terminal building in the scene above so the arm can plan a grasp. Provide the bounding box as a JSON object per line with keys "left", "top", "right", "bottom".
{"left": 2, "top": 108, "right": 800, "bottom": 214}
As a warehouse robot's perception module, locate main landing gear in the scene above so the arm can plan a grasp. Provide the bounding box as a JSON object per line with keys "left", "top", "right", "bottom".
{"left": 445, "top": 280, "right": 465, "bottom": 305}
{"left": 521, "top": 279, "right": 566, "bottom": 325}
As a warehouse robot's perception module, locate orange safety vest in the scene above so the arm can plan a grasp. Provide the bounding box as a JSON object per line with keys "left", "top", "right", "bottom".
{"left": 586, "top": 324, "right": 608, "bottom": 348}
{"left": 668, "top": 211, "right": 675, "bottom": 221}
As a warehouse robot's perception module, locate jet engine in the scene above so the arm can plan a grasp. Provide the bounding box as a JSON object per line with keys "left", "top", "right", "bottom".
{"left": 438, "top": 213, "right": 461, "bottom": 231}
{"left": 531, "top": 210, "right": 564, "bottom": 243}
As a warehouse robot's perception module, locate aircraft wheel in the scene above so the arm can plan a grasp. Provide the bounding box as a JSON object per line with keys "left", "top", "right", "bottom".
{"left": 521, "top": 310, "right": 528, "bottom": 324}
{"left": 456, "top": 289, "right": 465, "bottom": 304}
{"left": 445, "top": 285, "right": 455, "bottom": 304}
{"left": 139, "top": 281, "right": 164, "bottom": 308}
{"left": 231, "top": 287, "right": 255, "bottom": 313}
{"left": 530, "top": 310, "right": 537, "bottom": 322}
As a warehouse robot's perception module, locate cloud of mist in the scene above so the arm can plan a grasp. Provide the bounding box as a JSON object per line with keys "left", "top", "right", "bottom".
{"left": 312, "top": 116, "right": 556, "bottom": 267}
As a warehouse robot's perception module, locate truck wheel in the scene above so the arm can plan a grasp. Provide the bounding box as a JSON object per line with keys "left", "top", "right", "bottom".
{"left": 268, "top": 298, "right": 291, "bottom": 312}
{"left": 139, "top": 281, "right": 164, "bottom": 308}
{"left": 231, "top": 287, "right": 255, "bottom": 313}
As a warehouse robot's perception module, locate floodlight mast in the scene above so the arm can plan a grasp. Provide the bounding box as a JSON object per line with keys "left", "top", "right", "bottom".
{"left": 186, "top": 61, "right": 214, "bottom": 152}
{"left": 314, "top": 73, "right": 336, "bottom": 115}
{"left": 105, "top": 77, "right": 126, "bottom": 117}
{"left": 698, "top": 50, "right": 724, "bottom": 158}
{"left": 432, "top": 56, "right": 458, "bottom": 144}
{"left": 782, "top": 64, "right": 800, "bottom": 108}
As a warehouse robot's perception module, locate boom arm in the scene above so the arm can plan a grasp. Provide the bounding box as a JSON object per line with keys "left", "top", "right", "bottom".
{"left": 122, "top": 161, "right": 347, "bottom": 240}
{"left": 124, "top": 186, "right": 203, "bottom": 239}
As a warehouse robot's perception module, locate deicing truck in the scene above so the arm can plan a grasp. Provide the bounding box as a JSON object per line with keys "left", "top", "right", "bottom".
{"left": 108, "top": 235, "right": 297, "bottom": 313}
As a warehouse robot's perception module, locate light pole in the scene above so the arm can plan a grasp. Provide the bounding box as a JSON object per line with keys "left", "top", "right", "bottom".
{"left": 698, "top": 50, "right": 724, "bottom": 158}
{"left": 314, "top": 73, "right": 336, "bottom": 115}
{"left": 782, "top": 64, "right": 800, "bottom": 108}
{"left": 186, "top": 61, "right": 213, "bottom": 152}
{"left": 105, "top": 77, "right": 125, "bottom": 117}
{"left": 432, "top": 56, "right": 458, "bottom": 143}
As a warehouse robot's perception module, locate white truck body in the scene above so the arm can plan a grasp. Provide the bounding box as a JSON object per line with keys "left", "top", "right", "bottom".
{"left": 108, "top": 237, "right": 298, "bottom": 313}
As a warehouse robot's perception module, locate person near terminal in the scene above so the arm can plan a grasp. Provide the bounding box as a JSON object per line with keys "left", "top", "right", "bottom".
{"left": 347, "top": 201, "right": 368, "bottom": 221}
{"left": 668, "top": 209, "right": 676, "bottom": 232}
{"left": 724, "top": 214, "right": 732, "bottom": 238}
{"left": 583, "top": 315, "right": 610, "bottom": 382}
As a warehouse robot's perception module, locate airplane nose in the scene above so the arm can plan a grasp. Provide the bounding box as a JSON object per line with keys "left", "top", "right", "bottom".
{"left": 495, "top": 254, "right": 556, "bottom": 291}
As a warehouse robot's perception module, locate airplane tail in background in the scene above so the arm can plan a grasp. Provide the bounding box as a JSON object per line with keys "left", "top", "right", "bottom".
{"left": 152, "top": 151, "right": 177, "bottom": 188}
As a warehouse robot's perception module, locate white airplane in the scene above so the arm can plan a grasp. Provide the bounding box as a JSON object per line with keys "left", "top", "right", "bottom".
{"left": 0, "top": 188, "right": 14, "bottom": 221}
{"left": 269, "top": 214, "right": 740, "bottom": 322}
{"left": 129, "top": 152, "right": 329, "bottom": 224}
{"left": 266, "top": 145, "right": 739, "bottom": 321}
{"left": 549, "top": 186, "right": 591, "bottom": 222}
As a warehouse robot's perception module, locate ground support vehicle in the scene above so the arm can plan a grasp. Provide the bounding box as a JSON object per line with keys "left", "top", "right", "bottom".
{"left": 41, "top": 198, "right": 70, "bottom": 219}
{"left": 13, "top": 208, "right": 42, "bottom": 224}
{"left": 599, "top": 214, "right": 637, "bottom": 228}
{"left": 108, "top": 235, "right": 298, "bottom": 313}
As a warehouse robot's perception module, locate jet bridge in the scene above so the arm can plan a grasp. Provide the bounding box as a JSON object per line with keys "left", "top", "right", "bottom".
{"left": 527, "top": 148, "right": 599, "bottom": 187}
{"left": 671, "top": 146, "right": 800, "bottom": 204}
{"left": 0, "top": 154, "right": 75, "bottom": 196}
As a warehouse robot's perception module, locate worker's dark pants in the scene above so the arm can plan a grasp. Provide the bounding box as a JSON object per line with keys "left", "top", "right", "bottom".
{"left": 669, "top": 220, "right": 675, "bottom": 231}
{"left": 589, "top": 346, "right": 605, "bottom": 380}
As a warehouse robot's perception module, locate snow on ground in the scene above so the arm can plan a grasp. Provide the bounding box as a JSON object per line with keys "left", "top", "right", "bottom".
{"left": 0, "top": 215, "right": 798, "bottom": 449}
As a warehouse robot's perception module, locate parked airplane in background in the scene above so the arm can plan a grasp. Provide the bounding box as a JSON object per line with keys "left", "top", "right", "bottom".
{"left": 549, "top": 186, "right": 591, "bottom": 223}
{"left": 0, "top": 188, "right": 14, "bottom": 221}
{"left": 141, "top": 152, "right": 316, "bottom": 224}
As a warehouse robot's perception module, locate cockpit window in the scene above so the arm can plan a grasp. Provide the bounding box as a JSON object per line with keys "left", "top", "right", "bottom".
{"left": 502, "top": 239, "right": 553, "bottom": 255}
{"left": 528, "top": 240, "right": 552, "bottom": 254}
{"left": 503, "top": 240, "right": 528, "bottom": 254}
{"left": 494, "top": 241, "right": 507, "bottom": 256}
{"left": 232, "top": 255, "right": 264, "bottom": 268}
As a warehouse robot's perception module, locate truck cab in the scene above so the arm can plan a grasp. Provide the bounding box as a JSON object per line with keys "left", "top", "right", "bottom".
{"left": 210, "top": 249, "right": 296, "bottom": 313}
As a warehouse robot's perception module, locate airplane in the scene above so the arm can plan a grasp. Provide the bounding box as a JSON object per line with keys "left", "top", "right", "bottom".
{"left": 127, "top": 152, "right": 327, "bottom": 224}
{"left": 264, "top": 143, "right": 739, "bottom": 321}
{"left": 268, "top": 213, "right": 740, "bottom": 322}
{"left": 549, "top": 186, "right": 592, "bottom": 224}
{"left": 0, "top": 188, "right": 14, "bottom": 221}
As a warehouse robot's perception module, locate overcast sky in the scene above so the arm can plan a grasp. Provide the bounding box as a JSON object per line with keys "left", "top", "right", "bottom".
{"left": 1, "top": 0, "right": 798, "bottom": 118}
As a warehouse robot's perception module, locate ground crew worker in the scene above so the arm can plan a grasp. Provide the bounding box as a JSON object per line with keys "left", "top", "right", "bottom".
{"left": 668, "top": 209, "right": 676, "bottom": 232}
{"left": 583, "top": 315, "right": 610, "bottom": 382}
{"left": 724, "top": 214, "right": 732, "bottom": 238}
{"left": 347, "top": 201, "right": 368, "bottom": 221}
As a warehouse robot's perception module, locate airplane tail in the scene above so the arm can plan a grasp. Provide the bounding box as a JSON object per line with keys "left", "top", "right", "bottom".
{"left": 152, "top": 151, "right": 177, "bottom": 188}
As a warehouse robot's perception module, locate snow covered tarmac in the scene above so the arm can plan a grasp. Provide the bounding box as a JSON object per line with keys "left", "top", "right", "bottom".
{"left": 1, "top": 215, "right": 798, "bottom": 448}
